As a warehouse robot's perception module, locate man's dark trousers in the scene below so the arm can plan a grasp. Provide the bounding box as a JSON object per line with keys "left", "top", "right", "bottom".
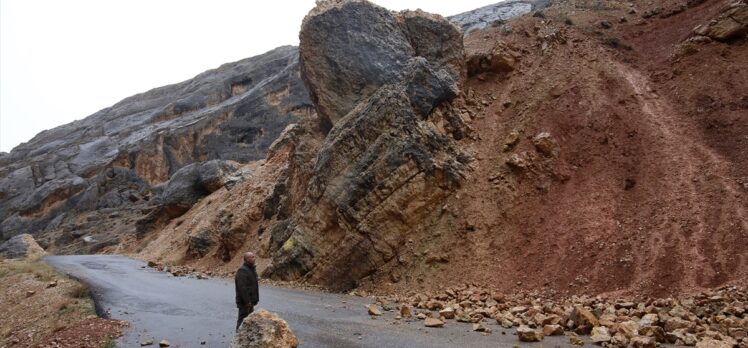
{"left": 237, "top": 305, "right": 253, "bottom": 331}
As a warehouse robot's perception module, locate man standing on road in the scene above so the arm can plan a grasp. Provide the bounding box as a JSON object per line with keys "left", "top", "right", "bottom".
{"left": 235, "top": 251, "right": 259, "bottom": 331}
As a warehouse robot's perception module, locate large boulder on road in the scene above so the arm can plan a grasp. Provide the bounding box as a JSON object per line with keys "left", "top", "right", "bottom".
{"left": 231, "top": 310, "right": 299, "bottom": 348}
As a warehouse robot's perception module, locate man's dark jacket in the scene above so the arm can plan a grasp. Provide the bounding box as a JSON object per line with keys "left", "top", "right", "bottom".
{"left": 235, "top": 263, "right": 259, "bottom": 307}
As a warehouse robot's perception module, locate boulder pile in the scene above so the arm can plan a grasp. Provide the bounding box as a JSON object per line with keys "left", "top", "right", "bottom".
{"left": 368, "top": 284, "right": 747, "bottom": 346}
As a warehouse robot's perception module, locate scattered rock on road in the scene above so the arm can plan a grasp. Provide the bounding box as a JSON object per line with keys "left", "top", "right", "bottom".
{"left": 590, "top": 326, "right": 611, "bottom": 343}
{"left": 569, "top": 335, "right": 584, "bottom": 345}
{"left": 543, "top": 324, "right": 564, "bottom": 336}
{"left": 399, "top": 304, "right": 413, "bottom": 318}
{"left": 367, "top": 304, "right": 382, "bottom": 316}
{"left": 517, "top": 325, "right": 544, "bottom": 342}
{"left": 439, "top": 307, "right": 456, "bottom": 319}
{"left": 472, "top": 323, "right": 490, "bottom": 332}
{"left": 232, "top": 310, "right": 298, "bottom": 348}
{"left": 424, "top": 318, "right": 445, "bottom": 328}
{"left": 140, "top": 339, "right": 154, "bottom": 346}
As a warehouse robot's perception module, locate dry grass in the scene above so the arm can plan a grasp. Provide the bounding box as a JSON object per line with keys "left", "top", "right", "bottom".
{"left": 0, "top": 259, "right": 58, "bottom": 281}
{"left": 0, "top": 259, "right": 105, "bottom": 347}
{"left": 67, "top": 282, "right": 90, "bottom": 299}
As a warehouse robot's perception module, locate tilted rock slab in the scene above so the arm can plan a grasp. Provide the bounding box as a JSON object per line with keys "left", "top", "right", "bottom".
{"left": 263, "top": 0, "right": 470, "bottom": 290}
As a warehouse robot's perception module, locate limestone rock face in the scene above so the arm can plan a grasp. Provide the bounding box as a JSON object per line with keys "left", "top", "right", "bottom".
{"left": 263, "top": 0, "right": 469, "bottom": 290}
{"left": 0, "top": 234, "right": 45, "bottom": 260}
{"left": 231, "top": 310, "right": 299, "bottom": 348}
{"left": 447, "top": 1, "right": 546, "bottom": 36}
{"left": 0, "top": 46, "right": 313, "bottom": 252}
{"left": 299, "top": 0, "right": 463, "bottom": 130}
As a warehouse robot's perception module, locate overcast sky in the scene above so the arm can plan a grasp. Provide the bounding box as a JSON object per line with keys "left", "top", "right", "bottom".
{"left": 0, "top": 0, "right": 499, "bottom": 152}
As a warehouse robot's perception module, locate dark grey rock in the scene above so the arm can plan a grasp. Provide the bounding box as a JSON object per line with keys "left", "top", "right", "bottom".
{"left": 263, "top": 0, "right": 469, "bottom": 291}
{"left": 159, "top": 160, "right": 239, "bottom": 217}
{"left": 0, "top": 234, "right": 44, "bottom": 259}
{"left": 0, "top": 46, "right": 313, "bottom": 249}
{"left": 299, "top": 0, "right": 415, "bottom": 131}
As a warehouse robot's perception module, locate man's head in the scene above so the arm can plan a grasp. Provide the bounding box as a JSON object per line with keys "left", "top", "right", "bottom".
{"left": 243, "top": 252, "right": 256, "bottom": 265}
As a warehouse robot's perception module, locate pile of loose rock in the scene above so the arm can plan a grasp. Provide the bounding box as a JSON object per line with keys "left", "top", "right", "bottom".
{"left": 146, "top": 261, "right": 211, "bottom": 279}
{"left": 368, "top": 284, "right": 747, "bottom": 347}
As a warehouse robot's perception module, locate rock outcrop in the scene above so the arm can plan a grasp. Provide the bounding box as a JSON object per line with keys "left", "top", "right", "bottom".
{"left": 0, "top": 234, "right": 45, "bottom": 260}
{"left": 262, "top": 0, "right": 470, "bottom": 290}
{"left": 693, "top": 0, "right": 747, "bottom": 41}
{"left": 231, "top": 310, "right": 298, "bottom": 348}
{"left": 0, "top": 46, "right": 313, "bottom": 253}
{"left": 447, "top": 0, "right": 547, "bottom": 36}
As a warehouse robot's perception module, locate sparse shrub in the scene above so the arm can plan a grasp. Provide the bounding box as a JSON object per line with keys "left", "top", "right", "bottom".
{"left": 52, "top": 320, "right": 67, "bottom": 333}
{"left": 604, "top": 37, "right": 632, "bottom": 50}
{"left": 68, "top": 282, "right": 90, "bottom": 299}
{"left": 606, "top": 37, "right": 621, "bottom": 47}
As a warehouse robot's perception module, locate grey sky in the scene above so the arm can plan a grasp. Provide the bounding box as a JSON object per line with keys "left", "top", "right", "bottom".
{"left": 0, "top": 0, "right": 499, "bottom": 152}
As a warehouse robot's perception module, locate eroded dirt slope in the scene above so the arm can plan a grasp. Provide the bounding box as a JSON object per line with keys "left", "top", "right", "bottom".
{"left": 362, "top": 0, "right": 748, "bottom": 297}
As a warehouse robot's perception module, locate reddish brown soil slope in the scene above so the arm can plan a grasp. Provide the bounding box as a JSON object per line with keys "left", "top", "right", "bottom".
{"left": 358, "top": 0, "right": 748, "bottom": 297}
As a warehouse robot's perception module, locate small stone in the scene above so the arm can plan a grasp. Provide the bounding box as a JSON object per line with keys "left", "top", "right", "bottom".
{"left": 473, "top": 323, "right": 490, "bottom": 332}
{"left": 439, "top": 307, "right": 455, "bottom": 319}
{"left": 638, "top": 325, "right": 666, "bottom": 343}
{"left": 618, "top": 320, "right": 641, "bottom": 338}
{"left": 695, "top": 338, "right": 738, "bottom": 348}
{"left": 517, "top": 325, "right": 544, "bottom": 342}
{"left": 639, "top": 313, "right": 659, "bottom": 327}
{"left": 532, "top": 132, "right": 559, "bottom": 157}
{"left": 424, "top": 318, "right": 444, "bottom": 328}
{"left": 367, "top": 304, "right": 382, "bottom": 316}
{"left": 417, "top": 313, "right": 427, "bottom": 320}
{"left": 615, "top": 302, "right": 635, "bottom": 309}
{"left": 399, "top": 305, "right": 413, "bottom": 318}
{"left": 569, "top": 335, "right": 585, "bottom": 345}
{"left": 159, "top": 340, "right": 170, "bottom": 347}
{"left": 631, "top": 336, "right": 656, "bottom": 348}
{"left": 669, "top": 305, "right": 689, "bottom": 319}
{"left": 571, "top": 305, "right": 599, "bottom": 328}
{"left": 47, "top": 281, "right": 58, "bottom": 288}
{"left": 611, "top": 332, "right": 629, "bottom": 347}
{"left": 506, "top": 152, "right": 531, "bottom": 169}
{"left": 25, "top": 290, "right": 36, "bottom": 298}
{"left": 591, "top": 326, "right": 612, "bottom": 343}
{"left": 140, "top": 339, "right": 154, "bottom": 346}
{"left": 543, "top": 324, "right": 564, "bottom": 336}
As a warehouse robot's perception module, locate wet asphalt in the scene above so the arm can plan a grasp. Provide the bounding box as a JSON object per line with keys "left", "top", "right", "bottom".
{"left": 45, "top": 255, "right": 579, "bottom": 348}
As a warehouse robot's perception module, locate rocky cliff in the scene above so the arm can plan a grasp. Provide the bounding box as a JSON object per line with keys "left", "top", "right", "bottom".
{"left": 0, "top": 0, "right": 538, "bottom": 255}
{"left": 0, "top": 46, "right": 313, "bottom": 253}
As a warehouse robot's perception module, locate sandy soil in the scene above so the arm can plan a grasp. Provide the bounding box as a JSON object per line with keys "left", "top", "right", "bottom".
{"left": 0, "top": 258, "right": 125, "bottom": 348}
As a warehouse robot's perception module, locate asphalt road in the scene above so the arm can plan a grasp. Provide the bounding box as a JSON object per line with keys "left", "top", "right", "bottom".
{"left": 45, "top": 255, "right": 577, "bottom": 347}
